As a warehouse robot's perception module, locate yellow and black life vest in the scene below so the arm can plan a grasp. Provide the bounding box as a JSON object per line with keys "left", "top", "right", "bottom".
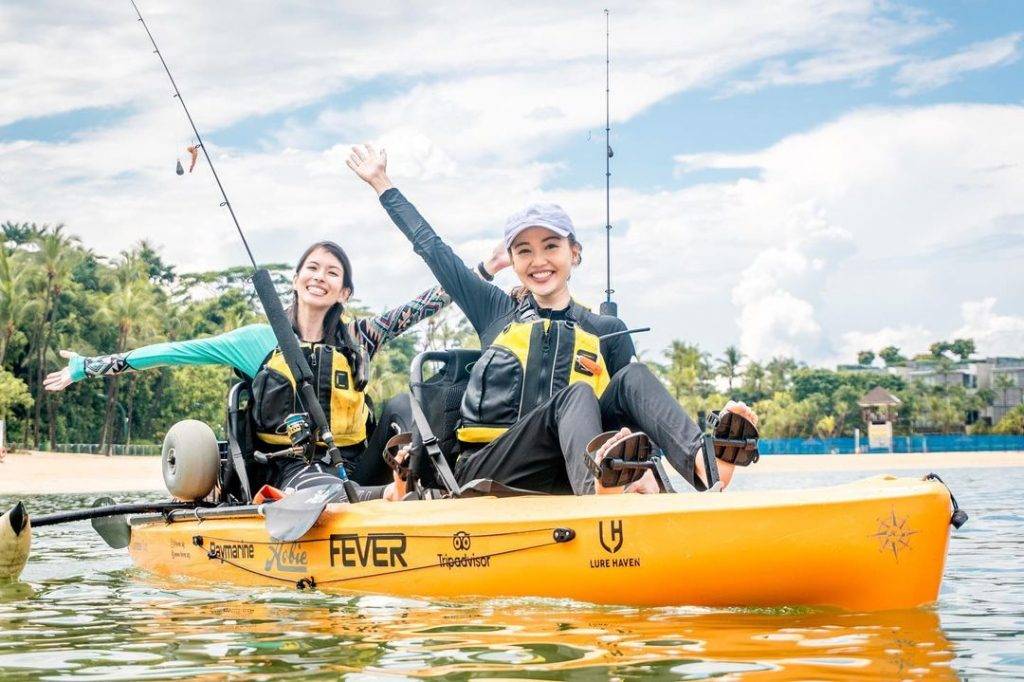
{"left": 457, "top": 314, "right": 610, "bottom": 444}
{"left": 251, "top": 342, "right": 369, "bottom": 448}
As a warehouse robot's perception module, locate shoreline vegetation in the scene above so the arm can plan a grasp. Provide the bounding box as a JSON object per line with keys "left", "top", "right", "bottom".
{"left": 1, "top": 223, "right": 1021, "bottom": 456}
{"left": 1, "top": 450, "right": 1021, "bottom": 495}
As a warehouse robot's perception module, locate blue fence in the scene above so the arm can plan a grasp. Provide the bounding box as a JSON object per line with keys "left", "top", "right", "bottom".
{"left": 760, "top": 434, "right": 1024, "bottom": 455}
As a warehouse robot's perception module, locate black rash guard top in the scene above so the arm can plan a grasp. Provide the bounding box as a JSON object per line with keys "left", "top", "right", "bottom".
{"left": 379, "top": 188, "right": 635, "bottom": 373}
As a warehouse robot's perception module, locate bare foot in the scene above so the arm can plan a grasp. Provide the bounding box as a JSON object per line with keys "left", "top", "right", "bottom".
{"left": 383, "top": 446, "right": 411, "bottom": 502}
{"left": 592, "top": 427, "right": 632, "bottom": 495}
{"left": 694, "top": 400, "right": 759, "bottom": 492}
{"left": 624, "top": 470, "right": 659, "bottom": 494}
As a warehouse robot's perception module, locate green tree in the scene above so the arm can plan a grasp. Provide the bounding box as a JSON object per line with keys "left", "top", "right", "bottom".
{"left": 96, "top": 254, "right": 161, "bottom": 452}
{"left": 949, "top": 338, "right": 976, "bottom": 361}
{"left": 765, "top": 356, "right": 798, "bottom": 394}
{"left": 993, "top": 405, "right": 1024, "bottom": 435}
{"left": 857, "top": 350, "right": 875, "bottom": 365}
{"left": 661, "top": 341, "right": 712, "bottom": 400}
{"left": 0, "top": 369, "right": 32, "bottom": 435}
{"left": 993, "top": 372, "right": 1016, "bottom": 407}
{"left": 0, "top": 246, "right": 37, "bottom": 366}
{"left": 929, "top": 340, "right": 952, "bottom": 358}
{"left": 878, "top": 345, "right": 905, "bottom": 366}
{"left": 716, "top": 345, "right": 743, "bottom": 393}
{"left": 753, "top": 391, "right": 826, "bottom": 438}
{"left": 27, "top": 225, "right": 81, "bottom": 447}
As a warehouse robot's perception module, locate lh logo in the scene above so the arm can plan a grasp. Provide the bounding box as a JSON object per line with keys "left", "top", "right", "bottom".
{"left": 599, "top": 520, "right": 623, "bottom": 554}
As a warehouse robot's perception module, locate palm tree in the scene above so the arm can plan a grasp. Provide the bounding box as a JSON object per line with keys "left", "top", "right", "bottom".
{"left": 716, "top": 345, "right": 743, "bottom": 393}
{"left": 96, "top": 255, "right": 160, "bottom": 453}
{"left": 765, "top": 356, "right": 797, "bottom": 394}
{"left": 993, "top": 372, "right": 1017, "bottom": 413}
{"left": 0, "top": 246, "right": 38, "bottom": 366}
{"left": 663, "top": 340, "right": 711, "bottom": 400}
{"left": 742, "top": 360, "right": 765, "bottom": 396}
{"left": 29, "top": 225, "right": 80, "bottom": 447}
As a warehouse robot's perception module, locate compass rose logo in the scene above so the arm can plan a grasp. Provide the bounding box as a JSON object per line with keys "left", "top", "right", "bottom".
{"left": 871, "top": 508, "right": 918, "bottom": 561}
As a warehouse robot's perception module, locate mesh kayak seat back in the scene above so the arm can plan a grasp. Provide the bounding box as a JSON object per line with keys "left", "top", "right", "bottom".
{"left": 407, "top": 349, "right": 482, "bottom": 496}
{"left": 219, "top": 380, "right": 270, "bottom": 505}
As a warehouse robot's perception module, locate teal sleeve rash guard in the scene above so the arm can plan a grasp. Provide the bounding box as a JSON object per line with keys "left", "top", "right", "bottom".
{"left": 68, "top": 324, "right": 278, "bottom": 382}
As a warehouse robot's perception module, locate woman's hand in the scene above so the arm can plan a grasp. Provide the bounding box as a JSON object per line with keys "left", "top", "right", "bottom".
{"left": 483, "top": 240, "right": 511, "bottom": 276}
{"left": 345, "top": 144, "right": 393, "bottom": 195}
{"left": 42, "top": 350, "right": 77, "bottom": 392}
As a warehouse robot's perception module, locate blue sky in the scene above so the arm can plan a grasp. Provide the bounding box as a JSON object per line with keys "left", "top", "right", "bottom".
{"left": 1, "top": 0, "right": 1022, "bottom": 365}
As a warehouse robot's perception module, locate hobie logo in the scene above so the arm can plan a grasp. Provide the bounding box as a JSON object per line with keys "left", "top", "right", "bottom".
{"left": 599, "top": 519, "right": 623, "bottom": 554}
{"left": 265, "top": 543, "right": 308, "bottom": 573}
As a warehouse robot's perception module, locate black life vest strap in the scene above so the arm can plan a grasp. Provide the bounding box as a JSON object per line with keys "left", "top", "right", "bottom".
{"left": 408, "top": 384, "right": 461, "bottom": 496}
{"left": 227, "top": 382, "right": 253, "bottom": 503}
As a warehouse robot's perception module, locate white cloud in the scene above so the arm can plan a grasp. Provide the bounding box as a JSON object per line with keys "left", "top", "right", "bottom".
{"left": 729, "top": 209, "right": 854, "bottom": 360}
{"left": 833, "top": 297, "right": 1024, "bottom": 365}
{"left": 953, "top": 298, "right": 1024, "bottom": 358}
{"left": 670, "top": 104, "right": 1024, "bottom": 362}
{"left": 894, "top": 32, "right": 1022, "bottom": 96}
{"left": 2, "top": 3, "right": 1023, "bottom": 368}
{"left": 837, "top": 325, "right": 933, "bottom": 366}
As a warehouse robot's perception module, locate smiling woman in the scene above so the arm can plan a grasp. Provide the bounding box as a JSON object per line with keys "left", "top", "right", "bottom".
{"left": 41, "top": 240, "right": 452, "bottom": 498}
{"left": 347, "top": 144, "right": 761, "bottom": 497}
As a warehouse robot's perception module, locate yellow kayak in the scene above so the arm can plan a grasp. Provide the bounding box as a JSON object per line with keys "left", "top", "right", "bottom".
{"left": 128, "top": 475, "right": 956, "bottom": 610}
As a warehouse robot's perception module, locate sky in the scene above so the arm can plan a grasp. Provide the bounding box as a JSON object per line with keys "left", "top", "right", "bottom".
{"left": 2, "top": 0, "right": 1023, "bottom": 367}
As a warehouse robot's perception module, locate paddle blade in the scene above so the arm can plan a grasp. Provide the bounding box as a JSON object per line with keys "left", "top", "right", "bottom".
{"left": 263, "top": 483, "right": 347, "bottom": 542}
{"left": 0, "top": 501, "right": 31, "bottom": 581}
{"left": 90, "top": 497, "right": 131, "bottom": 549}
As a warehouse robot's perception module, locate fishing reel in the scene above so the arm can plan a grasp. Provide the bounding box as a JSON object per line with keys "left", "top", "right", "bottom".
{"left": 283, "top": 412, "right": 313, "bottom": 460}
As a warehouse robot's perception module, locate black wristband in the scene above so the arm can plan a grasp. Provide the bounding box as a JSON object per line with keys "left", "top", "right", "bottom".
{"left": 477, "top": 261, "right": 494, "bottom": 281}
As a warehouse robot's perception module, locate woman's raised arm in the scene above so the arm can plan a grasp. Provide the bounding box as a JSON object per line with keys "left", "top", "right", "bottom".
{"left": 346, "top": 144, "right": 513, "bottom": 335}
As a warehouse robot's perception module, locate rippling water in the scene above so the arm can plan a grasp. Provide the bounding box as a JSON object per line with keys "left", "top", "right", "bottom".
{"left": 1, "top": 466, "right": 1021, "bottom": 680}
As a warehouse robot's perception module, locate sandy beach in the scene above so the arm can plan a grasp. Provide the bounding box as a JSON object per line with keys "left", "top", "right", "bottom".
{"left": 0, "top": 449, "right": 1021, "bottom": 495}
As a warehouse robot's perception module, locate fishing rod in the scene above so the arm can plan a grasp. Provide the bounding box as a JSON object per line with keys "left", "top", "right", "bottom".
{"left": 599, "top": 8, "right": 617, "bottom": 317}
{"left": 128, "top": 0, "right": 360, "bottom": 504}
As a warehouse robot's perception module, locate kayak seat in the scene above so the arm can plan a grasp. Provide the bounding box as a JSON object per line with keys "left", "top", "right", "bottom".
{"left": 217, "top": 380, "right": 272, "bottom": 505}
{"left": 407, "top": 349, "right": 482, "bottom": 496}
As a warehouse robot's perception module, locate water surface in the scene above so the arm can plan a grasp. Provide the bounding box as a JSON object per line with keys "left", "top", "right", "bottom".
{"left": 1, "top": 466, "right": 1020, "bottom": 679}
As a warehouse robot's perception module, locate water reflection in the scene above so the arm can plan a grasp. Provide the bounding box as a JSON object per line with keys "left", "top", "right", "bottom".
{"left": 1, "top": 467, "right": 1021, "bottom": 679}
{"left": 3, "top": 578, "right": 956, "bottom": 679}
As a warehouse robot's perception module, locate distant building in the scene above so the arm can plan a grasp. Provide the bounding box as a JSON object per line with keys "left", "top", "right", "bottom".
{"left": 885, "top": 356, "right": 1024, "bottom": 425}
{"left": 836, "top": 364, "right": 887, "bottom": 374}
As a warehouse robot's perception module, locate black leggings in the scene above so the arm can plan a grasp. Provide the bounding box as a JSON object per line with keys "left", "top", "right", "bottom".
{"left": 598, "top": 363, "right": 705, "bottom": 490}
{"left": 265, "top": 393, "right": 413, "bottom": 496}
{"left": 453, "top": 363, "right": 706, "bottom": 494}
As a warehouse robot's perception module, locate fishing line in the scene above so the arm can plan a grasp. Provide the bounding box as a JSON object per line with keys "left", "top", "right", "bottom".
{"left": 128, "top": 0, "right": 359, "bottom": 502}
{"left": 129, "top": 0, "right": 257, "bottom": 268}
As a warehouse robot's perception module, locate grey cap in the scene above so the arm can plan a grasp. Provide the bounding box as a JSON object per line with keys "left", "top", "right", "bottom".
{"left": 503, "top": 203, "right": 576, "bottom": 250}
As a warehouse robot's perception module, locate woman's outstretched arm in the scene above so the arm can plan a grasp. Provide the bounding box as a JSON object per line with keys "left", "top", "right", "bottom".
{"left": 43, "top": 324, "right": 278, "bottom": 391}
{"left": 346, "top": 144, "right": 513, "bottom": 336}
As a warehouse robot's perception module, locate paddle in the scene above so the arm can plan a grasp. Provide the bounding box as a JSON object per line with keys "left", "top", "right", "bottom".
{"left": 0, "top": 502, "right": 30, "bottom": 581}
{"left": 262, "top": 483, "right": 348, "bottom": 542}
{"left": 0, "top": 498, "right": 197, "bottom": 580}
{"left": 31, "top": 500, "right": 195, "bottom": 528}
{"left": 89, "top": 496, "right": 131, "bottom": 549}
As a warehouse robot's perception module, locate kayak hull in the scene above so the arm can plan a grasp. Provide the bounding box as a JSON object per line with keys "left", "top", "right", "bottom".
{"left": 128, "top": 475, "right": 954, "bottom": 610}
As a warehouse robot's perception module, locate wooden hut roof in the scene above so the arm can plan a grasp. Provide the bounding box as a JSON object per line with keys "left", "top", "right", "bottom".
{"left": 857, "top": 386, "right": 902, "bottom": 407}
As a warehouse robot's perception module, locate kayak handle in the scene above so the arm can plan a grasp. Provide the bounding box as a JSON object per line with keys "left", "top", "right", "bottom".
{"left": 924, "top": 473, "right": 968, "bottom": 529}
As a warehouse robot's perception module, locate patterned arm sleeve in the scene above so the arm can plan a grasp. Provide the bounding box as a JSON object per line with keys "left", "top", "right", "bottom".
{"left": 353, "top": 286, "right": 451, "bottom": 359}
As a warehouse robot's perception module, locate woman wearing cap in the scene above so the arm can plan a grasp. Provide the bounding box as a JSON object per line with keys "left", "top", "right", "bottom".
{"left": 347, "top": 145, "right": 757, "bottom": 495}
